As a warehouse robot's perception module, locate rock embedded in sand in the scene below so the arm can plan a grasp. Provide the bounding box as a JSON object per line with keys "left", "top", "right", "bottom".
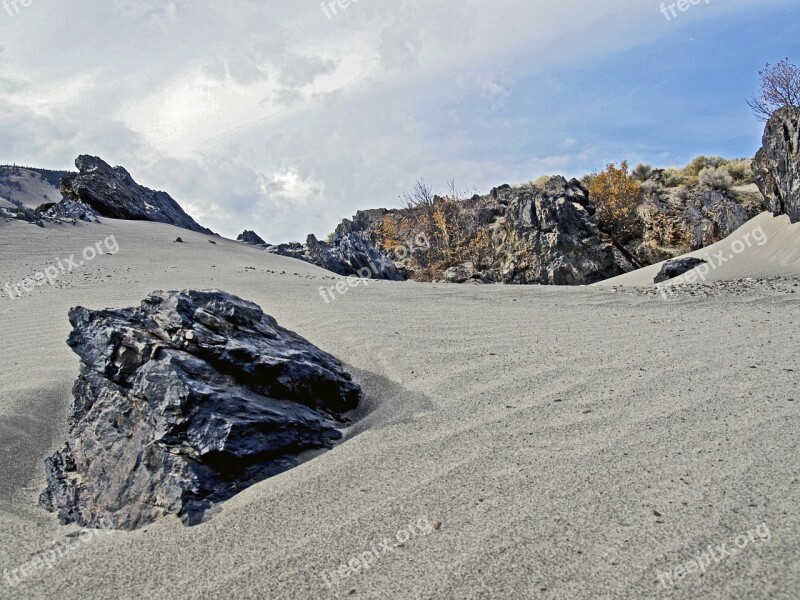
{"left": 654, "top": 257, "right": 708, "bottom": 284}
{"left": 754, "top": 106, "right": 800, "bottom": 223}
{"left": 40, "top": 290, "right": 361, "bottom": 530}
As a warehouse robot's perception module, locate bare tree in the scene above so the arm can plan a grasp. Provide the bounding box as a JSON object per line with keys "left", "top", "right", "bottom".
{"left": 747, "top": 58, "right": 800, "bottom": 121}
{"left": 402, "top": 179, "right": 438, "bottom": 253}
{"left": 402, "top": 179, "right": 435, "bottom": 218}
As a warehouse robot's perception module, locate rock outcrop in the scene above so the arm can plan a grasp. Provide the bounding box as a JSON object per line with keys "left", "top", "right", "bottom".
{"left": 60, "top": 155, "right": 213, "bottom": 234}
{"left": 40, "top": 290, "right": 361, "bottom": 530}
{"left": 306, "top": 233, "right": 404, "bottom": 281}
{"left": 0, "top": 196, "right": 98, "bottom": 226}
{"left": 475, "top": 177, "right": 629, "bottom": 284}
{"left": 753, "top": 106, "right": 800, "bottom": 223}
{"left": 654, "top": 257, "right": 707, "bottom": 284}
{"left": 631, "top": 181, "right": 763, "bottom": 265}
{"left": 237, "top": 230, "right": 268, "bottom": 246}
{"left": 41, "top": 198, "right": 99, "bottom": 223}
{"left": 266, "top": 233, "right": 404, "bottom": 281}
{"left": 328, "top": 172, "right": 764, "bottom": 285}
{"left": 329, "top": 178, "right": 632, "bottom": 285}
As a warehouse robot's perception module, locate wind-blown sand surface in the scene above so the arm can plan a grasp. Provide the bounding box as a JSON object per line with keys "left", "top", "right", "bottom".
{"left": 0, "top": 216, "right": 798, "bottom": 599}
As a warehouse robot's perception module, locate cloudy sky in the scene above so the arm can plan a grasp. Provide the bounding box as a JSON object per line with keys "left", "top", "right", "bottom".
{"left": 0, "top": 0, "right": 797, "bottom": 241}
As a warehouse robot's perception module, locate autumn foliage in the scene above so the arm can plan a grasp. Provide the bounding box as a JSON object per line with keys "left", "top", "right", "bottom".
{"left": 373, "top": 180, "right": 490, "bottom": 279}
{"left": 587, "top": 161, "right": 642, "bottom": 241}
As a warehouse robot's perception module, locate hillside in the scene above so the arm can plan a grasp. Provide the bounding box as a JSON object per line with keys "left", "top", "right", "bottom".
{"left": 0, "top": 166, "right": 69, "bottom": 209}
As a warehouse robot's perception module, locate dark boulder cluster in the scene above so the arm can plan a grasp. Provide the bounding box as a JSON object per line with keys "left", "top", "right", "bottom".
{"left": 266, "top": 233, "right": 404, "bottom": 281}
{"left": 0, "top": 195, "right": 98, "bottom": 227}
{"left": 40, "top": 290, "right": 361, "bottom": 530}
{"left": 754, "top": 106, "right": 800, "bottom": 223}
{"left": 306, "top": 233, "right": 404, "bottom": 281}
{"left": 328, "top": 177, "right": 635, "bottom": 286}
{"left": 60, "top": 155, "right": 213, "bottom": 234}
{"left": 40, "top": 198, "right": 99, "bottom": 223}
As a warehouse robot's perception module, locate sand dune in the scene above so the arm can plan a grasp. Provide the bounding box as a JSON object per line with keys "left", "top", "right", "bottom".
{"left": 0, "top": 217, "right": 798, "bottom": 599}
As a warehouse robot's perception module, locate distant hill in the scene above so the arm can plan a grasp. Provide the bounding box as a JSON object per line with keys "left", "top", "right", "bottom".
{"left": 0, "top": 165, "right": 70, "bottom": 208}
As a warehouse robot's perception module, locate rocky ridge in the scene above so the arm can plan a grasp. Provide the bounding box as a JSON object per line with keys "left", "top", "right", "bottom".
{"left": 60, "top": 155, "right": 213, "bottom": 234}
{"left": 754, "top": 106, "right": 800, "bottom": 223}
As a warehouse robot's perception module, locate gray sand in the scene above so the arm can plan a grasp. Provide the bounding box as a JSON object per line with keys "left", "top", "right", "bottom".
{"left": 0, "top": 215, "right": 798, "bottom": 599}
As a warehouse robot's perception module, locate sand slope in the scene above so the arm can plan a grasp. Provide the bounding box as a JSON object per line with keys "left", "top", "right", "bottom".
{"left": 0, "top": 218, "right": 798, "bottom": 599}
{"left": 599, "top": 212, "right": 800, "bottom": 287}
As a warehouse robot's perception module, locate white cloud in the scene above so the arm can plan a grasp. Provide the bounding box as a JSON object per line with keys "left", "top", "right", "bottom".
{"left": 0, "top": 0, "right": 779, "bottom": 240}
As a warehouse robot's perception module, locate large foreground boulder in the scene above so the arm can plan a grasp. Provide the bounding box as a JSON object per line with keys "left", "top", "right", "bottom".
{"left": 40, "top": 290, "right": 361, "bottom": 529}
{"left": 754, "top": 107, "right": 800, "bottom": 223}
{"left": 60, "top": 155, "right": 213, "bottom": 234}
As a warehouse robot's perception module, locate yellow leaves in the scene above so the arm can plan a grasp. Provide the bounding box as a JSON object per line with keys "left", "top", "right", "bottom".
{"left": 588, "top": 161, "right": 642, "bottom": 240}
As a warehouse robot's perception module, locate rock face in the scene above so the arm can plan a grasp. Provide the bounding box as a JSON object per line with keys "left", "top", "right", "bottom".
{"left": 40, "top": 290, "right": 361, "bottom": 530}
{"left": 60, "top": 155, "right": 213, "bottom": 234}
{"left": 753, "top": 106, "right": 800, "bottom": 223}
{"left": 477, "top": 177, "right": 627, "bottom": 285}
{"left": 267, "top": 233, "right": 404, "bottom": 281}
{"left": 237, "top": 230, "right": 267, "bottom": 246}
{"left": 654, "top": 257, "right": 707, "bottom": 284}
{"left": 330, "top": 178, "right": 632, "bottom": 285}
{"left": 328, "top": 174, "right": 763, "bottom": 285}
{"left": 632, "top": 182, "right": 763, "bottom": 265}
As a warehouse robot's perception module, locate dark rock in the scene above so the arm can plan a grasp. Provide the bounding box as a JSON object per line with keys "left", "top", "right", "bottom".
{"left": 333, "top": 209, "right": 393, "bottom": 238}
{"left": 267, "top": 234, "right": 404, "bottom": 281}
{"left": 60, "top": 155, "right": 213, "bottom": 234}
{"left": 175, "top": 237, "right": 184, "bottom": 243}
{"left": 306, "top": 233, "right": 404, "bottom": 281}
{"left": 237, "top": 230, "right": 267, "bottom": 246}
{"left": 265, "top": 241, "right": 306, "bottom": 261}
{"left": 753, "top": 107, "right": 800, "bottom": 223}
{"left": 42, "top": 198, "right": 99, "bottom": 223}
{"left": 40, "top": 290, "right": 361, "bottom": 530}
{"left": 654, "top": 257, "right": 707, "bottom": 283}
{"left": 483, "top": 176, "right": 625, "bottom": 285}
